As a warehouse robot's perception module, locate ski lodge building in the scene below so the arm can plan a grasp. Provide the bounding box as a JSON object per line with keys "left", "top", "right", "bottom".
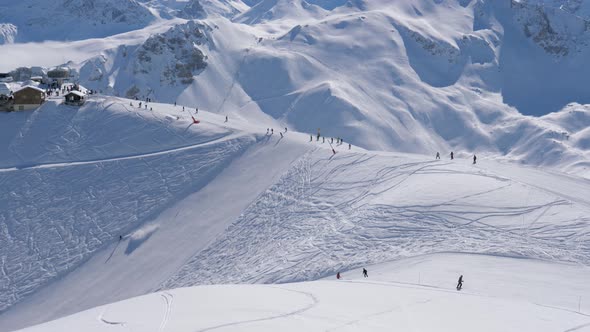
{"left": 64, "top": 91, "right": 86, "bottom": 106}
{"left": 11, "top": 86, "right": 46, "bottom": 111}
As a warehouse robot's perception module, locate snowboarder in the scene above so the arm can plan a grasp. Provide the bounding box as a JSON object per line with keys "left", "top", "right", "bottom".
{"left": 457, "top": 275, "right": 463, "bottom": 290}
{"left": 363, "top": 268, "right": 368, "bottom": 278}
{"left": 436, "top": 152, "right": 440, "bottom": 159}
{"left": 450, "top": 151, "right": 454, "bottom": 160}
{"left": 337, "top": 272, "right": 341, "bottom": 279}
{"left": 473, "top": 155, "right": 477, "bottom": 164}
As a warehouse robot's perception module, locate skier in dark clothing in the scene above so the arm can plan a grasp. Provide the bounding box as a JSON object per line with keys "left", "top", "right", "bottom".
{"left": 457, "top": 275, "right": 463, "bottom": 290}
{"left": 450, "top": 151, "right": 454, "bottom": 160}
{"left": 225, "top": 115, "right": 228, "bottom": 122}
{"left": 337, "top": 272, "right": 341, "bottom": 279}
{"left": 436, "top": 152, "right": 440, "bottom": 159}
{"left": 363, "top": 268, "right": 368, "bottom": 278}
{"left": 473, "top": 155, "right": 477, "bottom": 164}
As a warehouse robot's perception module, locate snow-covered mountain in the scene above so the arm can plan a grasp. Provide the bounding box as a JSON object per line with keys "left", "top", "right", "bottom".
{"left": 2, "top": 1, "right": 590, "bottom": 331}
{"left": 78, "top": 21, "right": 209, "bottom": 98}
{"left": 0, "top": 0, "right": 156, "bottom": 42}
{"left": 5, "top": 0, "right": 590, "bottom": 173}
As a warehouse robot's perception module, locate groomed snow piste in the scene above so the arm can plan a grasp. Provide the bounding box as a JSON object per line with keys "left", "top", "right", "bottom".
{"left": 16, "top": 254, "right": 590, "bottom": 332}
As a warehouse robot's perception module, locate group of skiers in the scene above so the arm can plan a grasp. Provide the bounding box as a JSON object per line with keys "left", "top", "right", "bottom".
{"left": 336, "top": 269, "right": 464, "bottom": 291}
{"left": 309, "top": 129, "right": 352, "bottom": 154}
{"left": 436, "top": 151, "right": 477, "bottom": 164}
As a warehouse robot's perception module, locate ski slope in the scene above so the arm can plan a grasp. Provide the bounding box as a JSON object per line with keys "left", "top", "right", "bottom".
{"left": 1, "top": 95, "right": 590, "bottom": 331}
{"left": 16, "top": 254, "right": 590, "bottom": 332}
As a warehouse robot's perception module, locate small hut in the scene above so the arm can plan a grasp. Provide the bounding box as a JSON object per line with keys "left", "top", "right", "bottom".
{"left": 12, "top": 86, "right": 46, "bottom": 111}
{"left": 64, "top": 91, "right": 85, "bottom": 106}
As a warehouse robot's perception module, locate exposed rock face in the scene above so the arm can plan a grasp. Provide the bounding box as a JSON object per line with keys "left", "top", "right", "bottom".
{"left": 134, "top": 21, "right": 208, "bottom": 85}
{"left": 513, "top": 0, "right": 590, "bottom": 56}
{"left": 0, "top": 23, "right": 17, "bottom": 44}
{"left": 177, "top": 0, "right": 206, "bottom": 19}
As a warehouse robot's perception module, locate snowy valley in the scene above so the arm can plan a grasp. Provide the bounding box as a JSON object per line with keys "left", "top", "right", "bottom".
{"left": 1, "top": 0, "right": 590, "bottom": 331}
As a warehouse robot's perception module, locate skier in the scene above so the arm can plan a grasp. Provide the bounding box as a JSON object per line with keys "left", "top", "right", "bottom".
{"left": 267, "top": 128, "right": 269, "bottom": 135}
{"left": 196, "top": 108, "right": 198, "bottom": 114}
{"left": 473, "top": 155, "right": 477, "bottom": 164}
{"left": 119, "top": 235, "right": 123, "bottom": 241}
{"left": 331, "top": 138, "right": 334, "bottom": 144}
{"left": 225, "top": 115, "right": 228, "bottom": 122}
{"left": 182, "top": 106, "right": 185, "bottom": 112}
{"left": 139, "top": 102, "right": 142, "bottom": 108}
{"left": 323, "top": 137, "right": 325, "bottom": 143}
{"left": 285, "top": 127, "right": 288, "bottom": 133}
{"left": 280, "top": 132, "right": 283, "bottom": 138}
{"left": 271, "top": 128, "right": 274, "bottom": 134}
{"left": 436, "top": 152, "right": 440, "bottom": 160}
{"left": 332, "top": 148, "right": 336, "bottom": 155}
{"left": 337, "top": 272, "right": 341, "bottom": 280}
{"left": 450, "top": 151, "right": 454, "bottom": 160}
{"left": 363, "top": 268, "right": 368, "bottom": 278}
{"left": 310, "top": 135, "right": 313, "bottom": 142}
{"left": 174, "top": 101, "right": 177, "bottom": 106}
{"left": 456, "top": 275, "right": 464, "bottom": 290}
{"left": 349, "top": 143, "right": 351, "bottom": 150}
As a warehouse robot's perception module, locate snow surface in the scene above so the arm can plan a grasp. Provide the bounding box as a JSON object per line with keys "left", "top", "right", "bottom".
{"left": 15, "top": 254, "right": 590, "bottom": 332}
{"left": 1, "top": 1, "right": 590, "bottom": 331}
{"left": 1, "top": 96, "right": 590, "bottom": 331}
{"left": 4, "top": 0, "right": 590, "bottom": 175}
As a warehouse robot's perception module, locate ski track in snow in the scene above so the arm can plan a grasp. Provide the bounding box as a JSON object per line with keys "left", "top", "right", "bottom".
{"left": 158, "top": 292, "right": 173, "bottom": 332}
{"left": 162, "top": 150, "right": 590, "bottom": 289}
{"left": 0, "top": 125, "right": 256, "bottom": 313}
{"left": 194, "top": 286, "right": 318, "bottom": 332}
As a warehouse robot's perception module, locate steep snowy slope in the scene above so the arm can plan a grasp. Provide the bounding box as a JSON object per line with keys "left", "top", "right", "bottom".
{"left": 15, "top": 254, "right": 590, "bottom": 332}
